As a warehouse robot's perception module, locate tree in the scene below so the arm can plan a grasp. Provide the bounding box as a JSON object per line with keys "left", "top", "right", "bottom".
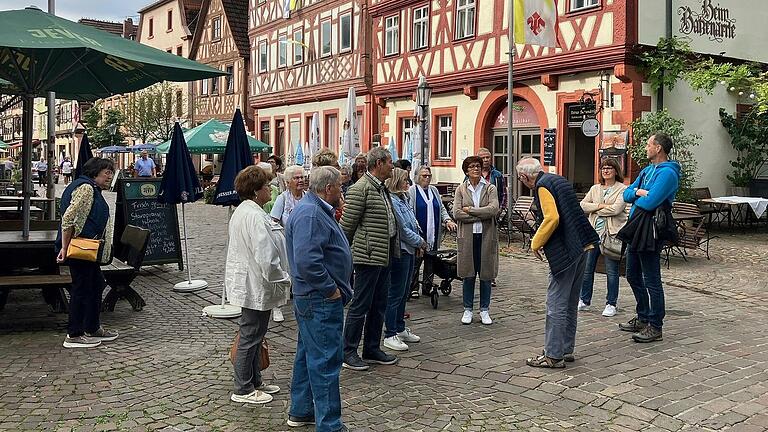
{"left": 629, "top": 110, "right": 700, "bottom": 203}
{"left": 83, "top": 102, "right": 125, "bottom": 148}
{"left": 122, "top": 82, "right": 184, "bottom": 144}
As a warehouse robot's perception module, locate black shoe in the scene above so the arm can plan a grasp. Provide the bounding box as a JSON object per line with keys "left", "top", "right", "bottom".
{"left": 633, "top": 325, "right": 663, "bottom": 343}
{"left": 362, "top": 350, "right": 398, "bottom": 365}
{"left": 618, "top": 317, "right": 647, "bottom": 333}
{"left": 563, "top": 353, "right": 575, "bottom": 362}
{"left": 287, "top": 415, "right": 315, "bottom": 427}
{"left": 342, "top": 354, "right": 370, "bottom": 371}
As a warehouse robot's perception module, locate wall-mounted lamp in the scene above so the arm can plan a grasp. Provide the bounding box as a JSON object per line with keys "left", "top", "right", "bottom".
{"left": 598, "top": 70, "right": 614, "bottom": 109}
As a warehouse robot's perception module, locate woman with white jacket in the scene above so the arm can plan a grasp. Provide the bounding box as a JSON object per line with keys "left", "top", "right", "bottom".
{"left": 226, "top": 166, "right": 291, "bottom": 405}
{"left": 578, "top": 158, "right": 628, "bottom": 317}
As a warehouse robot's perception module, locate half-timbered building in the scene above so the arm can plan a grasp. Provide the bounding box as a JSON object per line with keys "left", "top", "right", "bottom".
{"left": 190, "top": 0, "right": 252, "bottom": 127}
{"left": 248, "top": 0, "right": 374, "bottom": 158}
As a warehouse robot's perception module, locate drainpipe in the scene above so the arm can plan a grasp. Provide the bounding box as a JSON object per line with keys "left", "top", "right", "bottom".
{"left": 657, "top": 0, "right": 673, "bottom": 112}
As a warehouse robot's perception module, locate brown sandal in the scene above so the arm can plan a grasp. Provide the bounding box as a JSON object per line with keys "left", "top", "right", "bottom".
{"left": 526, "top": 354, "right": 565, "bottom": 368}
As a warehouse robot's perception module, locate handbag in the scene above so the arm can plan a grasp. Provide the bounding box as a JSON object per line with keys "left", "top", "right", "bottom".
{"left": 599, "top": 226, "right": 624, "bottom": 260}
{"left": 229, "top": 332, "right": 270, "bottom": 371}
{"left": 66, "top": 237, "right": 105, "bottom": 262}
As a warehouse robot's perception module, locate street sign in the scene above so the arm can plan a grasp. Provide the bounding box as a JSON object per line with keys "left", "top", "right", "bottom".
{"left": 581, "top": 119, "right": 600, "bottom": 138}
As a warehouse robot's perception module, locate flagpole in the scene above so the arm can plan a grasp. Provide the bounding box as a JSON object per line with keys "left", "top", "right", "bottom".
{"left": 507, "top": 0, "right": 515, "bottom": 234}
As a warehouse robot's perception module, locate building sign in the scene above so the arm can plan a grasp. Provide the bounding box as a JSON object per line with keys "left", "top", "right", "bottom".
{"left": 493, "top": 101, "right": 539, "bottom": 129}
{"left": 543, "top": 128, "right": 556, "bottom": 166}
{"left": 639, "top": 0, "right": 766, "bottom": 64}
{"left": 678, "top": 0, "right": 736, "bottom": 42}
{"left": 581, "top": 119, "right": 600, "bottom": 137}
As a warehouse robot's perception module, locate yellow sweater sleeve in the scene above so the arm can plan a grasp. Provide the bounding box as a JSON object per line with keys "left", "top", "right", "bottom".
{"left": 531, "top": 187, "right": 559, "bottom": 251}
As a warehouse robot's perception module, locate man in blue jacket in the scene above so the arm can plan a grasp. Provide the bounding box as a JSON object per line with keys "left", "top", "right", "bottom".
{"left": 621, "top": 133, "right": 680, "bottom": 343}
{"left": 285, "top": 166, "right": 352, "bottom": 432}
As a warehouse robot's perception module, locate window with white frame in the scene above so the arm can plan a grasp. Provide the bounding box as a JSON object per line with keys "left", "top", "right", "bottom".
{"left": 278, "top": 34, "right": 288, "bottom": 67}
{"left": 402, "top": 117, "right": 415, "bottom": 150}
{"left": 455, "top": 0, "right": 475, "bottom": 39}
{"left": 321, "top": 20, "right": 332, "bottom": 57}
{"left": 258, "top": 41, "right": 268, "bottom": 72}
{"left": 412, "top": 6, "right": 429, "bottom": 50}
{"left": 212, "top": 16, "right": 222, "bottom": 40}
{"left": 384, "top": 15, "right": 400, "bottom": 56}
{"left": 437, "top": 115, "right": 453, "bottom": 160}
{"left": 201, "top": 78, "right": 208, "bottom": 95}
{"left": 571, "top": 0, "right": 599, "bottom": 11}
{"left": 340, "top": 12, "right": 352, "bottom": 52}
{"left": 293, "top": 29, "right": 304, "bottom": 64}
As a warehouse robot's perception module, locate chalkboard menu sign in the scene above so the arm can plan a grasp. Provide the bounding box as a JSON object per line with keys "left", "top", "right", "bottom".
{"left": 114, "top": 179, "right": 183, "bottom": 270}
{"left": 543, "top": 128, "right": 557, "bottom": 166}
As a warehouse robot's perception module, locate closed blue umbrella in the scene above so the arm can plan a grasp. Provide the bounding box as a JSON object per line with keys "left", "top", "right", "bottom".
{"left": 74, "top": 132, "right": 94, "bottom": 179}
{"left": 295, "top": 140, "right": 305, "bottom": 166}
{"left": 213, "top": 109, "right": 252, "bottom": 207}
{"left": 158, "top": 122, "right": 207, "bottom": 292}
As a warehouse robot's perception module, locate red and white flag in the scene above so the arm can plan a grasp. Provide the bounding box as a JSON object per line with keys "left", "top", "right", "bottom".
{"left": 514, "top": 0, "right": 559, "bottom": 48}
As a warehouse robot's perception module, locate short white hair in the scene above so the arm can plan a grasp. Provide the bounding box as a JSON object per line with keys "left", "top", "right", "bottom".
{"left": 284, "top": 165, "right": 305, "bottom": 180}
{"left": 309, "top": 166, "right": 340, "bottom": 193}
{"left": 515, "top": 157, "right": 542, "bottom": 176}
{"left": 256, "top": 161, "right": 273, "bottom": 174}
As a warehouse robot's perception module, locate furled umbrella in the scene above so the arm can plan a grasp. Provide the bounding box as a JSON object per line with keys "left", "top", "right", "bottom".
{"left": 205, "top": 109, "right": 254, "bottom": 318}
{"left": 295, "top": 140, "right": 305, "bottom": 166}
{"left": 340, "top": 87, "right": 359, "bottom": 163}
{"left": 158, "top": 122, "right": 208, "bottom": 292}
{"left": 388, "top": 135, "right": 399, "bottom": 162}
{"left": 404, "top": 134, "right": 415, "bottom": 182}
{"left": 0, "top": 6, "right": 224, "bottom": 239}
{"left": 309, "top": 112, "right": 321, "bottom": 155}
{"left": 74, "top": 132, "right": 94, "bottom": 179}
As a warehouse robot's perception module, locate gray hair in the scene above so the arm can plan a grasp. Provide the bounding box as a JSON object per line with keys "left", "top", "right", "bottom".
{"left": 309, "top": 166, "right": 340, "bottom": 193}
{"left": 515, "top": 157, "right": 542, "bottom": 176}
{"left": 256, "top": 161, "right": 273, "bottom": 174}
{"left": 339, "top": 164, "right": 352, "bottom": 175}
{"left": 366, "top": 146, "right": 392, "bottom": 170}
{"left": 284, "top": 165, "right": 305, "bottom": 181}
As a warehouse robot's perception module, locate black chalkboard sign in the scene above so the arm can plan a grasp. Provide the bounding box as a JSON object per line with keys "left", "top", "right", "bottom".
{"left": 114, "top": 178, "right": 183, "bottom": 270}
{"left": 543, "top": 128, "right": 557, "bottom": 166}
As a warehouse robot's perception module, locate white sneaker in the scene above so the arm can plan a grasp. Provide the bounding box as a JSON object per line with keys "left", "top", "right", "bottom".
{"left": 231, "top": 390, "right": 273, "bottom": 405}
{"left": 480, "top": 310, "right": 493, "bottom": 325}
{"left": 397, "top": 328, "right": 420, "bottom": 343}
{"left": 63, "top": 335, "right": 101, "bottom": 348}
{"left": 461, "top": 310, "right": 473, "bottom": 325}
{"left": 272, "top": 307, "right": 284, "bottom": 322}
{"left": 602, "top": 304, "right": 617, "bottom": 317}
{"left": 383, "top": 335, "right": 409, "bottom": 351}
{"left": 255, "top": 383, "right": 280, "bottom": 394}
{"left": 578, "top": 300, "right": 590, "bottom": 311}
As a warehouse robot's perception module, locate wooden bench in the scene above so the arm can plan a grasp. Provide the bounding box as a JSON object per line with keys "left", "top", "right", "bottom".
{"left": 101, "top": 225, "right": 150, "bottom": 312}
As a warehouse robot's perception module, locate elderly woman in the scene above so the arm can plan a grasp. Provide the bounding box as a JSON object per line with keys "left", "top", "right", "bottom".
{"left": 453, "top": 156, "right": 499, "bottom": 325}
{"left": 579, "top": 158, "right": 628, "bottom": 317}
{"left": 339, "top": 164, "right": 353, "bottom": 196}
{"left": 56, "top": 157, "right": 118, "bottom": 349}
{"left": 408, "top": 166, "right": 457, "bottom": 297}
{"left": 383, "top": 168, "right": 428, "bottom": 352}
{"left": 226, "top": 165, "right": 290, "bottom": 405}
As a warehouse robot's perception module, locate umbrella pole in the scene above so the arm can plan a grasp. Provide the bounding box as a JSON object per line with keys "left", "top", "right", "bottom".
{"left": 203, "top": 205, "right": 240, "bottom": 318}
{"left": 173, "top": 202, "right": 208, "bottom": 292}
{"left": 22, "top": 95, "right": 34, "bottom": 240}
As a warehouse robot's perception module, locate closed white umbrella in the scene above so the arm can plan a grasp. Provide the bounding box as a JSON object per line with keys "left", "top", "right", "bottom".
{"left": 341, "top": 87, "right": 359, "bottom": 162}
{"left": 310, "top": 112, "right": 321, "bottom": 154}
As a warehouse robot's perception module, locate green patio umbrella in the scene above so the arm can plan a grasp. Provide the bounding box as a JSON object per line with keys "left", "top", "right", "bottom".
{"left": 0, "top": 139, "right": 7, "bottom": 149}
{"left": 0, "top": 6, "right": 225, "bottom": 238}
{"left": 156, "top": 119, "right": 271, "bottom": 154}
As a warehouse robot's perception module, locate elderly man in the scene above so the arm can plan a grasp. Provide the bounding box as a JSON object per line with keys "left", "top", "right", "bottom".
{"left": 340, "top": 146, "right": 399, "bottom": 371}
{"left": 286, "top": 166, "right": 352, "bottom": 432}
{"left": 477, "top": 148, "right": 505, "bottom": 207}
{"left": 516, "top": 157, "right": 599, "bottom": 369}
{"left": 135, "top": 150, "right": 156, "bottom": 178}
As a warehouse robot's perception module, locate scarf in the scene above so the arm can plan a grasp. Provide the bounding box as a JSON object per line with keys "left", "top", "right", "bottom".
{"left": 415, "top": 185, "right": 440, "bottom": 249}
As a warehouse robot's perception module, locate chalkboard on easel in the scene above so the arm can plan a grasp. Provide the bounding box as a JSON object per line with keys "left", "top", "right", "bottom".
{"left": 543, "top": 128, "right": 557, "bottom": 166}
{"left": 114, "top": 178, "right": 183, "bottom": 270}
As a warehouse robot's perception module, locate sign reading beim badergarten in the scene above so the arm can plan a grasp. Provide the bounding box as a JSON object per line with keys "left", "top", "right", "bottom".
{"left": 678, "top": 0, "right": 736, "bottom": 43}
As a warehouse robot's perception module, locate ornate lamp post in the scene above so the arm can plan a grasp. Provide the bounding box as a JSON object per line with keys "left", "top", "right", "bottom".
{"left": 107, "top": 123, "right": 117, "bottom": 147}
{"left": 416, "top": 79, "right": 432, "bottom": 166}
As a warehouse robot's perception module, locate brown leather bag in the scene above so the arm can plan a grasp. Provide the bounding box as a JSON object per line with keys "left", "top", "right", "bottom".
{"left": 229, "top": 332, "right": 270, "bottom": 371}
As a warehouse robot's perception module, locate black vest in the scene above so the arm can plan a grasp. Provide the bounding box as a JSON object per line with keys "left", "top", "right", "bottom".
{"left": 533, "top": 173, "right": 599, "bottom": 275}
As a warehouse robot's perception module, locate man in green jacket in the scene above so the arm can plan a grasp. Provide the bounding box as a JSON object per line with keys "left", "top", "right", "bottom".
{"left": 340, "top": 146, "right": 400, "bottom": 371}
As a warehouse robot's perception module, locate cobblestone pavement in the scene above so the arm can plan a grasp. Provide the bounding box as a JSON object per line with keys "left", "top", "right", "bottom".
{"left": 2, "top": 192, "right": 768, "bottom": 431}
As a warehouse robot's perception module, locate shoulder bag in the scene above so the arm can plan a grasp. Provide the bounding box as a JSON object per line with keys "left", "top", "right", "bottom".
{"left": 229, "top": 332, "right": 270, "bottom": 370}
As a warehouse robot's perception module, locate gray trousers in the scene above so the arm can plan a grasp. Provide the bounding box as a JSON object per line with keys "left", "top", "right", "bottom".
{"left": 233, "top": 308, "right": 271, "bottom": 395}
{"left": 545, "top": 252, "right": 588, "bottom": 360}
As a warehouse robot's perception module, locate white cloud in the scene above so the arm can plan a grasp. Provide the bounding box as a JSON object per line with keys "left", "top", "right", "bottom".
{"left": 2, "top": 0, "right": 141, "bottom": 22}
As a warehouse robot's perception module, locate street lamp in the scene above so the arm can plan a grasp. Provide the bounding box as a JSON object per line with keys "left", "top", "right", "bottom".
{"left": 416, "top": 79, "right": 432, "bottom": 166}
{"left": 107, "top": 123, "right": 117, "bottom": 146}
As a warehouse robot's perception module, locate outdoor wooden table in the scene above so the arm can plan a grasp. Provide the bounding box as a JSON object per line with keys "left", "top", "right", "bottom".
{"left": 0, "top": 196, "right": 55, "bottom": 214}
{"left": 700, "top": 197, "right": 768, "bottom": 228}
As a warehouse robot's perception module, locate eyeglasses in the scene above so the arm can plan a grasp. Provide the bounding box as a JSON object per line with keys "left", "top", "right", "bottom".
{"left": 421, "top": 174, "right": 432, "bottom": 178}
{"left": 601, "top": 167, "right": 615, "bottom": 171}
{"left": 467, "top": 165, "right": 482, "bottom": 170}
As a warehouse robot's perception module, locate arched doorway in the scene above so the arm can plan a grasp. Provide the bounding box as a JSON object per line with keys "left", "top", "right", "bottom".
{"left": 488, "top": 100, "right": 542, "bottom": 197}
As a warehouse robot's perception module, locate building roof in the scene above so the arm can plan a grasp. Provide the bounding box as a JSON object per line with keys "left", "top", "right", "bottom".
{"left": 78, "top": 18, "right": 138, "bottom": 39}
{"left": 138, "top": 0, "right": 202, "bottom": 14}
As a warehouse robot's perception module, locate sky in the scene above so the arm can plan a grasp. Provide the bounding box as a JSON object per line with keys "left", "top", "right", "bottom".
{"left": 2, "top": 0, "right": 141, "bottom": 23}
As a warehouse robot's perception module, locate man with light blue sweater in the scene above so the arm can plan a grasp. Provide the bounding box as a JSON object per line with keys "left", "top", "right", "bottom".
{"left": 620, "top": 133, "right": 680, "bottom": 343}
{"left": 285, "top": 166, "right": 352, "bottom": 432}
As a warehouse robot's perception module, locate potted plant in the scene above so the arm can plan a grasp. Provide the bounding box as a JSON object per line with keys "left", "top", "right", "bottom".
{"left": 719, "top": 108, "right": 768, "bottom": 197}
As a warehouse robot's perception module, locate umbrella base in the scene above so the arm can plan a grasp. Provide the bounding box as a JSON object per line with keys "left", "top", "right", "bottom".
{"left": 173, "top": 279, "right": 208, "bottom": 292}
{"left": 203, "top": 303, "right": 242, "bottom": 319}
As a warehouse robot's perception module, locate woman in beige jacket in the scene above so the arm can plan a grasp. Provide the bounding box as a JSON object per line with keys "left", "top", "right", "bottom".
{"left": 578, "top": 158, "right": 628, "bottom": 317}
{"left": 453, "top": 156, "right": 499, "bottom": 326}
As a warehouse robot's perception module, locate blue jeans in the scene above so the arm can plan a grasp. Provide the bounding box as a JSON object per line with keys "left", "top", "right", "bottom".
{"left": 290, "top": 292, "right": 345, "bottom": 432}
{"left": 343, "top": 263, "right": 391, "bottom": 358}
{"left": 580, "top": 248, "right": 619, "bottom": 306}
{"left": 462, "top": 233, "right": 492, "bottom": 311}
{"left": 385, "top": 252, "right": 414, "bottom": 338}
{"left": 625, "top": 247, "right": 665, "bottom": 330}
{"left": 545, "top": 252, "right": 588, "bottom": 359}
